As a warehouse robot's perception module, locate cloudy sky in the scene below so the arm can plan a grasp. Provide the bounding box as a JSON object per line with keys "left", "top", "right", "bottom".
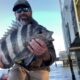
{"left": 0, "top": 0, "right": 65, "bottom": 56}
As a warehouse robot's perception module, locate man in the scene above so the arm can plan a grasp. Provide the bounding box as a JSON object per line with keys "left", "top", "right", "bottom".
{"left": 0, "top": 0, "right": 56, "bottom": 80}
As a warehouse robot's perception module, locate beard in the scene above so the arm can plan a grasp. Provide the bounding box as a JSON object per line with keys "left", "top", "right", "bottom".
{"left": 18, "top": 14, "right": 32, "bottom": 25}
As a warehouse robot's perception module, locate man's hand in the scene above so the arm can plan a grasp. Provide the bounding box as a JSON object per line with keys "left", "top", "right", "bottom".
{"left": 27, "top": 38, "right": 48, "bottom": 56}
{"left": 0, "top": 56, "right": 4, "bottom": 68}
{"left": 0, "top": 60, "right": 3, "bottom": 68}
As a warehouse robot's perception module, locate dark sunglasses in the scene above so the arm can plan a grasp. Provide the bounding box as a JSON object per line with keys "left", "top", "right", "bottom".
{"left": 15, "top": 8, "right": 31, "bottom": 13}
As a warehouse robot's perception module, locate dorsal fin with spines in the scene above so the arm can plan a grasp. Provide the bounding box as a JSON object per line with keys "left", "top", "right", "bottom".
{"left": 0, "top": 20, "right": 21, "bottom": 43}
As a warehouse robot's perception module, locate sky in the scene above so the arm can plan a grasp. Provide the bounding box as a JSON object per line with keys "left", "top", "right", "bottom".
{"left": 0, "top": 0, "right": 65, "bottom": 57}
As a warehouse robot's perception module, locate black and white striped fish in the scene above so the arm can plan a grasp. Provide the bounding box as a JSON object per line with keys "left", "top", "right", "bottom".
{"left": 0, "top": 20, "right": 53, "bottom": 68}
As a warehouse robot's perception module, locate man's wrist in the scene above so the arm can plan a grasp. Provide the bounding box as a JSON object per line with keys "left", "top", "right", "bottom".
{"left": 39, "top": 50, "right": 50, "bottom": 61}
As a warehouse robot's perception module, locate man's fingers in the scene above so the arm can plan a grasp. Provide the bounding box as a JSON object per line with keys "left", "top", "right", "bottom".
{"left": 27, "top": 38, "right": 48, "bottom": 55}
{"left": 35, "top": 39, "right": 47, "bottom": 48}
{"left": 29, "top": 39, "right": 42, "bottom": 51}
{"left": 27, "top": 45, "right": 34, "bottom": 53}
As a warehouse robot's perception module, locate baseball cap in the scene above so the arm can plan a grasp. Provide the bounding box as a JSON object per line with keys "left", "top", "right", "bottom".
{"left": 13, "top": 0, "right": 32, "bottom": 12}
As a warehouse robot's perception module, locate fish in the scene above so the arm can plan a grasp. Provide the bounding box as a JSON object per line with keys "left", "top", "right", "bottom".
{"left": 0, "top": 20, "right": 53, "bottom": 68}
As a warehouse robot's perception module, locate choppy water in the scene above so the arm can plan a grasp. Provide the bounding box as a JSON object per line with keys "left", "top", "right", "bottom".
{"left": 50, "top": 64, "right": 71, "bottom": 80}
{"left": 49, "top": 62, "right": 80, "bottom": 80}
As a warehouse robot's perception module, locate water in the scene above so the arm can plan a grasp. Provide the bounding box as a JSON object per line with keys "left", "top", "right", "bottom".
{"left": 49, "top": 61, "right": 80, "bottom": 80}
{"left": 0, "top": 69, "right": 8, "bottom": 77}
{"left": 49, "top": 64, "right": 71, "bottom": 80}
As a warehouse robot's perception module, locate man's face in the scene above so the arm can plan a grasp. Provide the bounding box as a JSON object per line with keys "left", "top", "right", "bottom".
{"left": 15, "top": 7, "right": 32, "bottom": 23}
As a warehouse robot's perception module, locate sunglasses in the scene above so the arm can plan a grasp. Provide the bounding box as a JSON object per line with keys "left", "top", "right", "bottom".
{"left": 15, "top": 8, "right": 31, "bottom": 13}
